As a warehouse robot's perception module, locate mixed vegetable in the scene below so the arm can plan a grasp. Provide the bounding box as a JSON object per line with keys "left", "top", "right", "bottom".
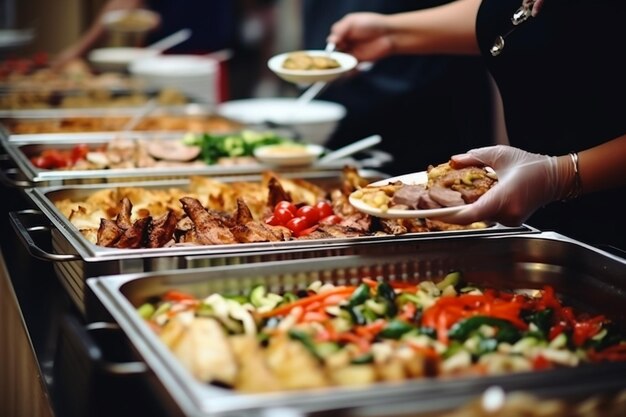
{"left": 137, "top": 272, "right": 626, "bottom": 392}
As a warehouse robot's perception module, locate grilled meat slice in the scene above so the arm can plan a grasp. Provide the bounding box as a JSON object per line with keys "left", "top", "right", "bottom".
{"left": 115, "top": 197, "right": 134, "bottom": 229}
{"left": 231, "top": 222, "right": 289, "bottom": 243}
{"left": 234, "top": 198, "right": 254, "bottom": 224}
{"left": 97, "top": 218, "right": 123, "bottom": 247}
{"left": 267, "top": 176, "right": 291, "bottom": 208}
{"left": 147, "top": 211, "right": 178, "bottom": 248}
{"left": 402, "top": 218, "right": 430, "bottom": 233}
{"left": 318, "top": 224, "right": 364, "bottom": 238}
{"left": 341, "top": 165, "right": 370, "bottom": 195}
{"left": 115, "top": 216, "right": 151, "bottom": 248}
{"left": 379, "top": 218, "right": 408, "bottom": 235}
{"left": 180, "top": 197, "right": 236, "bottom": 245}
{"left": 428, "top": 185, "right": 465, "bottom": 207}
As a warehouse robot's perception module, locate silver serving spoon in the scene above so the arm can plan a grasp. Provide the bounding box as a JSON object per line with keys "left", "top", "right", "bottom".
{"left": 318, "top": 134, "right": 382, "bottom": 163}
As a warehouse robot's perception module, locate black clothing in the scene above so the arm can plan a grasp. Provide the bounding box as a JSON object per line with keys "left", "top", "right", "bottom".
{"left": 477, "top": 0, "right": 626, "bottom": 249}
{"left": 303, "top": 0, "right": 495, "bottom": 177}
{"left": 145, "top": 0, "right": 237, "bottom": 54}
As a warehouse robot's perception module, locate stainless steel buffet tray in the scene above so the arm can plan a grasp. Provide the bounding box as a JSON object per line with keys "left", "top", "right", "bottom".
{"left": 85, "top": 232, "right": 626, "bottom": 417}
{"left": 0, "top": 132, "right": 366, "bottom": 187}
{"left": 0, "top": 104, "right": 241, "bottom": 136}
{"left": 9, "top": 172, "right": 537, "bottom": 314}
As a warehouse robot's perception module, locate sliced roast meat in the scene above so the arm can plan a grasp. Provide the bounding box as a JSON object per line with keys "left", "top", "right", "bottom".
{"left": 146, "top": 139, "right": 201, "bottom": 162}
{"left": 428, "top": 185, "right": 466, "bottom": 207}
{"left": 391, "top": 184, "right": 428, "bottom": 209}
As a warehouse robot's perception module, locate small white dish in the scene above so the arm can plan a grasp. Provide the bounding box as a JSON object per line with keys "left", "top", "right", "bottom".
{"left": 253, "top": 143, "right": 324, "bottom": 167}
{"left": 88, "top": 47, "right": 159, "bottom": 72}
{"left": 268, "top": 50, "right": 358, "bottom": 84}
{"left": 348, "top": 171, "right": 466, "bottom": 219}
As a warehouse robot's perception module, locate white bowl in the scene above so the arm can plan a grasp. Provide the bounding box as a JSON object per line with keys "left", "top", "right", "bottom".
{"left": 254, "top": 143, "right": 324, "bottom": 167}
{"left": 129, "top": 55, "right": 218, "bottom": 103}
{"left": 88, "top": 47, "right": 160, "bottom": 72}
{"left": 268, "top": 50, "right": 358, "bottom": 84}
{"left": 217, "top": 98, "right": 346, "bottom": 145}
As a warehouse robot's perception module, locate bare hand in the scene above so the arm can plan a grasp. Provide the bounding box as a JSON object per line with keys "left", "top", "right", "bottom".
{"left": 327, "top": 12, "right": 393, "bottom": 62}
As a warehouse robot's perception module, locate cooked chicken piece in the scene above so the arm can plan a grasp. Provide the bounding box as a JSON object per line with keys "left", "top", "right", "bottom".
{"left": 233, "top": 198, "right": 254, "bottom": 224}
{"left": 267, "top": 176, "right": 292, "bottom": 208}
{"left": 115, "top": 197, "right": 134, "bottom": 229}
{"left": 168, "top": 317, "right": 238, "bottom": 385}
{"left": 147, "top": 211, "right": 178, "bottom": 248}
{"left": 230, "top": 335, "right": 282, "bottom": 393}
{"left": 97, "top": 218, "right": 123, "bottom": 247}
{"left": 79, "top": 228, "right": 98, "bottom": 244}
{"left": 231, "top": 222, "right": 290, "bottom": 243}
{"left": 115, "top": 216, "right": 151, "bottom": 248}
{"left": 317, "top": 224, "right": 365, "bottom": 238}
{"left": 180, "top": 197, "right": 236, "bottom": 245}
{"left": 265, "top": 335, "right": 329, "bottom": 389}
{"left": 401, "top": 218, "right": 430, "bottom": 233}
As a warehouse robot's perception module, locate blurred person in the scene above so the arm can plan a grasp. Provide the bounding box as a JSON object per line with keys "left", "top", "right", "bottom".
{"left": 52, "top": 0, "right": 277, "bottom": 100}
{"left": 328, "top": 0, "right": 626, "bottom": 249}
{"left": 302, "top": 0, "right": 496, "bottom": 176}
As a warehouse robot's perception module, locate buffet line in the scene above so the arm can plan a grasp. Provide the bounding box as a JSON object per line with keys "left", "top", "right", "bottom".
{"left": 1, "top": 56, "right": 625, "bottom": 417}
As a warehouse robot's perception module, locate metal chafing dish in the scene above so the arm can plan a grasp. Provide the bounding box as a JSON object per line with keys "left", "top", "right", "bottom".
{"left": 0, "top": 104, "right": 240, "bottom": 136}
{"left": 0, "top": 132, "right": 373, "bottom": 187}
{"left": 84, "top": 232, "right": 626, "bottom": 417}
{"left": 9, "top": 171, "right": 536, "bottom": 313}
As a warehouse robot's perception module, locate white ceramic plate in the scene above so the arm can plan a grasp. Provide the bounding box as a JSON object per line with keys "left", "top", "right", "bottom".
{"left": 268, "top": 50, "right": 358, "bottom": 84}
{"left": 254, "top": 143, "right": 324, "bottom": 167}
{"left": 348, "top": 171, "right": 466, "bottom": 219}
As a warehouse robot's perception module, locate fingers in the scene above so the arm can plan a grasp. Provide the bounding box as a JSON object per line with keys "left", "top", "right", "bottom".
{"left": 531, "top": 0, "right": 544, "bottom": 17}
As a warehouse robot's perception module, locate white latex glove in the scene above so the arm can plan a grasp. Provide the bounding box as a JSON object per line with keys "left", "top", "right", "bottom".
{"left": 440, "top": 145, "right": 574, "bottom": 226}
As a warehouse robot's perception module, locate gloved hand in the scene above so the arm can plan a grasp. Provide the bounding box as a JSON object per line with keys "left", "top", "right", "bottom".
{"left": 440, "top": 145, "right": 575, "bottom": 226}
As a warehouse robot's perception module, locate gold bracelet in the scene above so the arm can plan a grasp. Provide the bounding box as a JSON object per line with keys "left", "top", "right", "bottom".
{"left": 562, "top": 152, "right": 583, "bottom": 201}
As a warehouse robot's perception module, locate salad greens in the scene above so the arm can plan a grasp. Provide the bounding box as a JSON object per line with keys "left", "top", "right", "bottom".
{"left": 182, "top": 130, "right": 296, "bottom": 164}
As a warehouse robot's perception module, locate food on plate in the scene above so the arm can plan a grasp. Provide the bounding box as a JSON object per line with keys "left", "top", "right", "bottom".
{"left": 282, "top": 51, "right": 340, "bottom": 71}
{"left": 351, "top": 161, "right": 497, "bottom": 213}
{"left": 27, "top": 131, "right": 293, "bottom": 170}
{"left": 54, "top": 167, "right": 488, "bottom": 248}
{"left": 137, "top": 272, "right": 626, "bottom": 392}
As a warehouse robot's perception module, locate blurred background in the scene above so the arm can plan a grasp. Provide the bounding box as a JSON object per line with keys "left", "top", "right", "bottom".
{"left": 0, "top": 0, "right": 508, "bottom": 175}
{"left": 0, "top": 0, "right": 299, "bottom": 99}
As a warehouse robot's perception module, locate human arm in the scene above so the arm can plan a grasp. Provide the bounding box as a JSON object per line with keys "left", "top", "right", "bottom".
{"left": 52, "top": 0, "right": 146, "bottom": 69}
{"left": 439, "top": 135, "right": 626, "bottom": 226}
{"left": 326, "top": 0, "right": 482, "bottom": 62}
